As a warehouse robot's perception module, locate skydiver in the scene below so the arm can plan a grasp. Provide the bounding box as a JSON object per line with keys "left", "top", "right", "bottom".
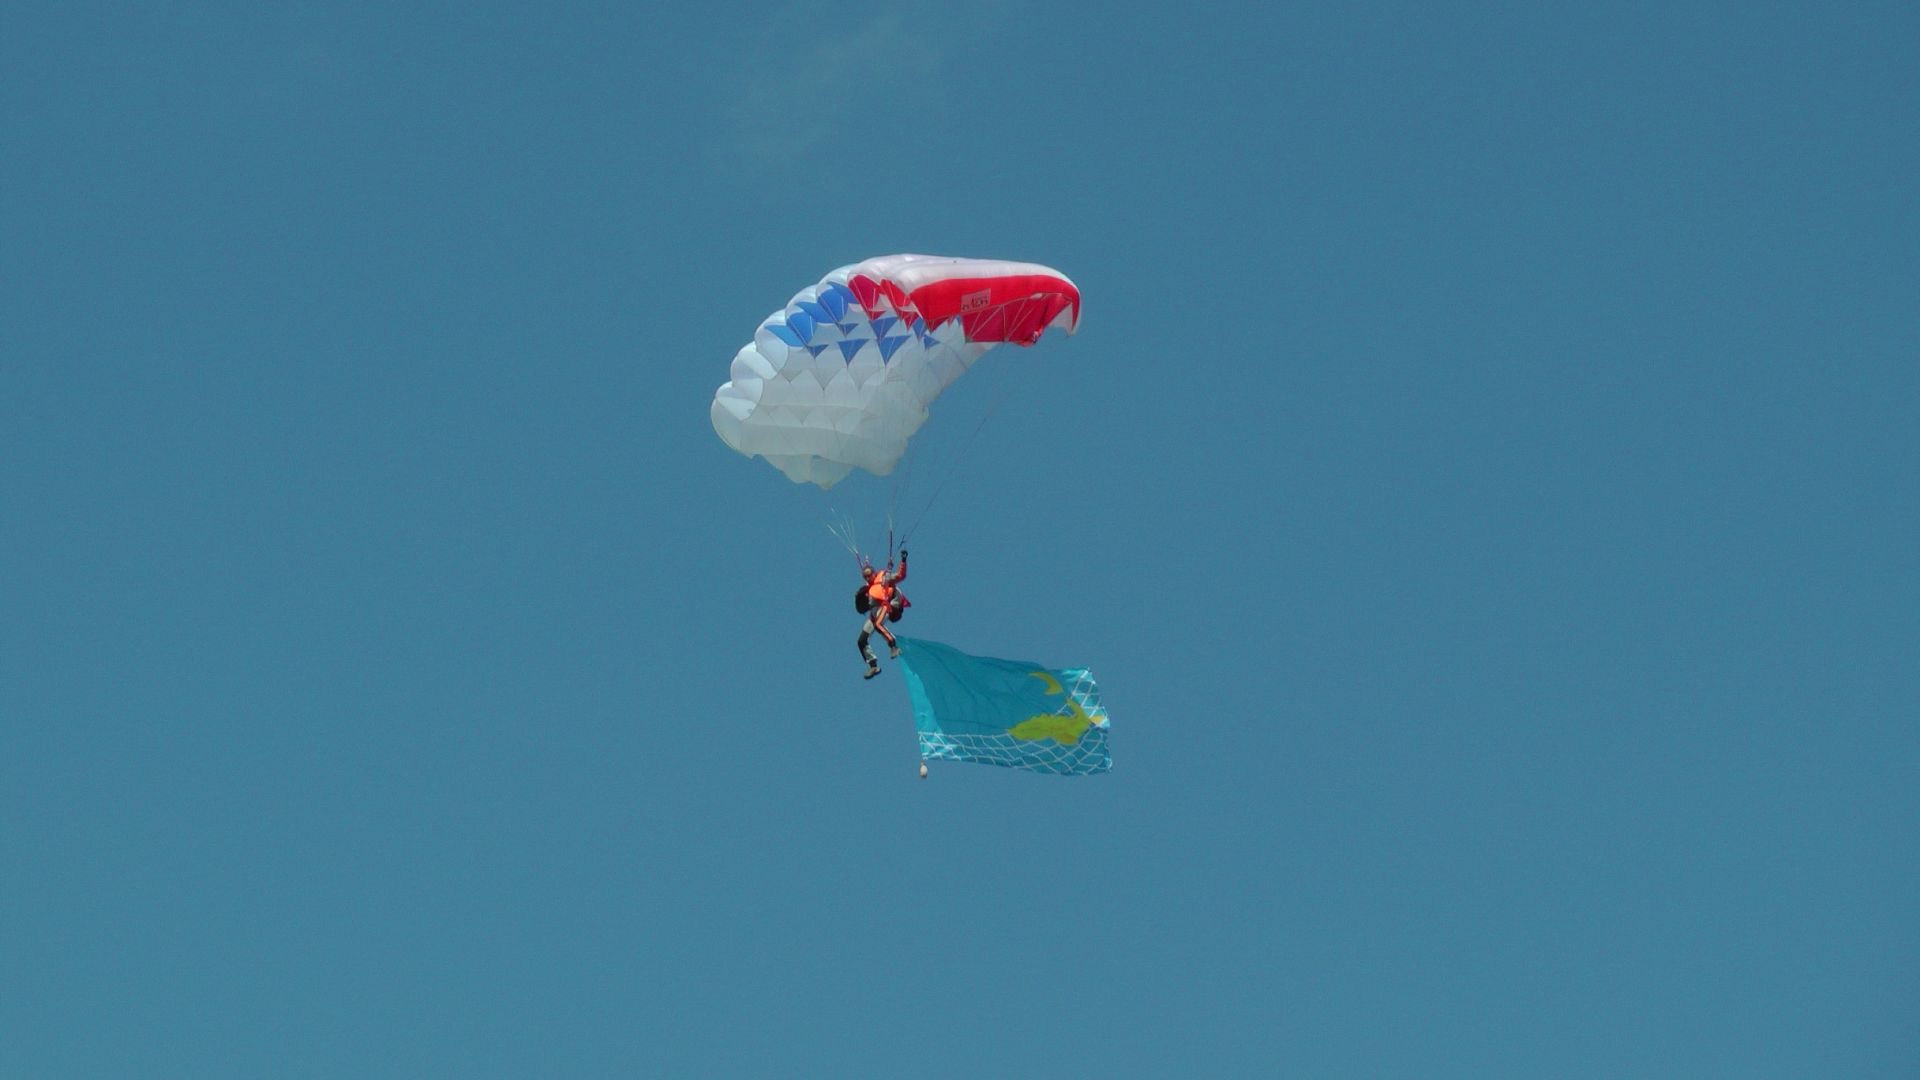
{"left": 857, "top": 548, "right": 909, "bottom": 679}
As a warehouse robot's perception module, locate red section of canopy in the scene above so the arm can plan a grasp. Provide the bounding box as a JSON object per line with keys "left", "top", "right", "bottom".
{"left": 846, "top": 272, "right": 1079, "bottom": 346}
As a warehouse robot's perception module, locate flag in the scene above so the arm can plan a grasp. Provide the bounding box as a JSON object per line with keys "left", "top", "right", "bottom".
{"left": 895, "top": 638, "right": 1111, "bottom": 776}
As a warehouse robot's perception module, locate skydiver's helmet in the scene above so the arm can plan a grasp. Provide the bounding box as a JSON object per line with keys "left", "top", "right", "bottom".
{"left": 861, "top": 564, "right": 878, "bottom": 580}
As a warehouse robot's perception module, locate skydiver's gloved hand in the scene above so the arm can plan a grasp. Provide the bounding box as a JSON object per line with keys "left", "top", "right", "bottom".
{"left": 900, "top": 548, "right": 908, "bottom": 559}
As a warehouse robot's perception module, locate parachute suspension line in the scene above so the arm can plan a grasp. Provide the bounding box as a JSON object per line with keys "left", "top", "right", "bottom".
{"left": 887, "top": 446, "right": 915, "bottom": 564}
{"left": 894, "top": 446, "right": 914, "bottom": 512}
{"left": 825, "top": 507, "right": 864, "bottom": 565}
{"left": 897, "top": 353, "right": 1020, "bottom": 547}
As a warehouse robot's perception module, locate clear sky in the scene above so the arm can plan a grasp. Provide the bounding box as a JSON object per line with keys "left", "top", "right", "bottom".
{"left": 4, "top": 2, "right": 1916, "bottom": 1076}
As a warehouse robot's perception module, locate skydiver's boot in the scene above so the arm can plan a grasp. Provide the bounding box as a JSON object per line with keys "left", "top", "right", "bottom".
{"left": 864, "top": 659, "right": 881, "bottom": 680}
{"left": 889, "top": 642, "right": 901, "bottom": 659}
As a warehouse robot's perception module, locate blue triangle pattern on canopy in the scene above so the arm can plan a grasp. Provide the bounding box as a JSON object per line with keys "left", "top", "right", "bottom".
{"left": 820, "top": 286, "right": 852, "bottom": 321}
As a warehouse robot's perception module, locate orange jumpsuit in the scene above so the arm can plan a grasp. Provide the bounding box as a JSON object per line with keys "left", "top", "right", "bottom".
{"left": 858, "top": 556, "right": 908, "bottom": 667}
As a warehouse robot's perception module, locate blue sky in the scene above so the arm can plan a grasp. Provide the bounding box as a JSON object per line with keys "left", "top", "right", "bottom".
{"left": 3, "top": 2, "right": 1916, "bottom": 1076}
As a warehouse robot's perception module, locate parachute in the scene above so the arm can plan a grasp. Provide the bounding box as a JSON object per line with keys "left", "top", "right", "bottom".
{"left": 710, "top": 254, "right": 1081, "bottom": 489}
{"left": 895, "top": 638, "right": 1111, "bottom": 776}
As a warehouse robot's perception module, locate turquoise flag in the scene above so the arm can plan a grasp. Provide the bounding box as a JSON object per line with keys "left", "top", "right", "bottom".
{"left": 895, "top": 638, "right": 1112, "bottom": 776}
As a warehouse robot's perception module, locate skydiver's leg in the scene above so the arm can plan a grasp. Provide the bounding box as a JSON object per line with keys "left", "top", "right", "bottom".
{"left": 859, "top": 624, "right": 881, "bottom": 678}
{"left": 875, "top": 617, "right": 899, "bottom": 656}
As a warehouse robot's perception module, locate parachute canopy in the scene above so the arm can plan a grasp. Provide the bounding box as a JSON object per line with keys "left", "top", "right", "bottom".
{"left": 711, "top": 254, "right": 1080, "bottom": 488}
{"left": 895, "top": 638, "right": 1111, "bottom": 776}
